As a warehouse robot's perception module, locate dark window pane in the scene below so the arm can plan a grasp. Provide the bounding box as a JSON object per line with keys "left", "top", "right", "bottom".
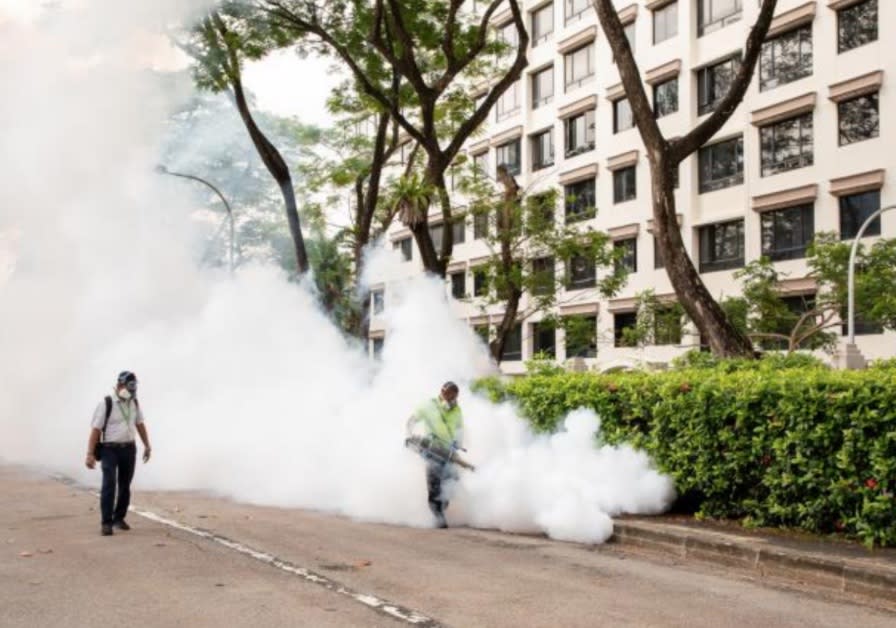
{"left": 567, "top": 254, "right": 596, "bottom": 289}
{"left": 838, "top": 0, "right": 877, "bottom": 53}
{"left": 699, "top": 219, "right": 745, "bottom": 272}
{"left": 839, "top": 190, "right": 881, "bottom": 240}
{"left": 564, "top": 43, "right": 595, "bottom": 91}
{"left": 372, "top": 290, "right": 384, "bottom": 314}
{"left": 531, "top": 128, "right": 555, "bottom": 171}
{"left": 697, "top": 55, "right": 740, "bottom": 115}
{"left": 496, "top": 139, "right": 521, "bottom": 176}
{"left": 614, "top": 311, "right": 638, "bottom": 347}
{"left": 394, "top": 237, "right": 413, "bottom": 261}
{"left": 838, "top": 93, "right": 879, "bottom": 145}
{"left": 532, "top": 256, "right": 555, "bottom": 296}
{"left": 502, "top": 323, "right": 523, "bottom": 361}
{"left": 760, "top": 113, "right": 813, "bottom": 177}
{"left": 613, "top": 166, "right": 637, "bottom": 203}
{"left": 473, "top": 269, "right": 488, "bottom": 297}
{"left": 653, "top": 78, "right": 678, "bottom": 118}
{"left": 760, "top": 204, "right": 814, "bottom": 261}
{"left": 532, "top": 322, "right": 556, "bottom": 358}
{"left": 372, "top": 337, "right": 384, "bottom": 358}
{"left": 565, "top": 315, "right": 597, "bottom": 358}
{"left": 654, "top": 307, "right": 682, "bottom": 345}
{"left": 532, "top": 4, "right": 554, "bottom": 46}
{"left": 473, "top": 211, "right": 490, "bottom": 239}
{"left": 496, "top": 81, "right": 521, "bottom": 121}
{"left": 564, "top": 179, "right": 596, "bottom": 223}
{"left": 614, "top": 238, "right": 637, "bottom": 273}
{"left": 698, "top": 136, "right": 744, "bottom": 192}
{"left": 760, "top": 25, "right": 813, "bottom": 91}
{"left": 565, "top": 0, "right": 589, "bottom": 25}
{"left": 654, "top": 237, "right": 665, "bottom": 269}
{"left": 450, "top": 272, "right": 466, "bottom": 299}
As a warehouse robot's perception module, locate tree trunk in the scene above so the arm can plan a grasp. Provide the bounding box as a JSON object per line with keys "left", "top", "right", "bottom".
{"left": 648, "top": 154, "right": 755, "bottom": 357}
{"left": 231, "top": 77, "right": 309, "bottom": 275}
{"left": 490, "top": 288, "right": 522, "bottom": 364}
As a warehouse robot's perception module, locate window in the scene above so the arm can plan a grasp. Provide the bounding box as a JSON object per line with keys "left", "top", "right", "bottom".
{"left": 698, "top": 0, "right": 742, "bottom": 37}
{"left": 613, "top": 166, "right": 637, "bottom": 203}
{"left": 698, "top": 136, "right": 743, "bottom": 193}
{"left": 613, "top": 98, "right": 634, "bottom": 133}
{"left": 760, "top": 294, "right": 816, "bottom": 350}
{"left": 473, "top": 210, "right": 490, "bottom": 239}
{"left": 532, "top": 257, "right": 555, "bottom": 296}
{"left": 474, "top": 325, "right": 490, "bottom": 345}
{"left": 372, "top": 337, "right": 384, "bottom": 358}
{"left": 450, "top": 271, "right": 466, "bottom": 299}
{"left": 564, "top": 179, "right": 596, "bottom": 223}
{"left": 565, "top": 0, "right": 589, "bottom": 25}
{"left": 372, "top": 290, "right": 384, "bottom": 314}
{"left": 654, "top": 236, "right": 665, "bottom": 269}
{"left": 502, "top": 323, "right": 523, "bottom": 361}
{"left": 653, "top": 78, "right": 678, "bottom": 118}
{"left": 760, "top": 204, "right": 814, "bottom": 261}
{"left": 840, "top": 190, "right": 881, "bottom": 240}
{"left": 565, "top": 316, "right": 597, "bottom": 358}
{"left": 697, "top": 55, "right": 740, "bottom": 115}
{"left": 567, "top": 254, "right": 596, "bottom": 289}
{"left": 532, "top": 322, "right": 557, "bottom": 358}
{"left": 838, "top": 0, "right": 877, "bottom": 53}
{"left": 527, "top": 193, "right": 555, "bottom": 233}
{"left": 473, "top": 268, "right": 488, "bottom": 297}
{"left": 760, "top": 113, "right": 813, "bottom": 177}
{"left": 653, "top": 1, "right": 678, "bottom": 44}
{"left": 532, "top": 3, "right": 554, "bottom": 46}
{"left": 654, "top": 307, "right": 682, "bottom": 345}
{"left": 532, "top": 66, "right": 554, "bottom": 109}
{"left": 838, "top": 93, "right": 879, "bottom": 145}
{"left": 623, "top": 22, "right": 636, "bottom": 55}
{"left": 614, "top": 238, "right": 637, "bottom": 273}
{"left": 532, "top": 128, "right": 555, "bottom": 171}
{"left": 496, "top": 80, "right": 521, "bottom": 121}
{"left": 564, "top": 109, "right": 595, "bottom": 157}
{"left": 698, "top": 219, "right": 744, "bottom": 273}
{"left": 564, "top": 43, "right": 595, "bottom": 92}
{"left": 452, "top": 219, "right": 466, "bottom": 245}
{"left": 760, "top": 25, "right": 812, "bottom": 91}
{"left": 614, "top": 311, "right": 638, "bottom": 347}
{"left": 394, "top": 237, "right": 413, "bottom": 261}
{"left": 473, "top": 151, "right": 489, "bottom": 177}
{"left": 498, "top": 21, "right": 519, "bottom": 49}
{"left": 496, "top": 139, "right": 521, "bottom": 176}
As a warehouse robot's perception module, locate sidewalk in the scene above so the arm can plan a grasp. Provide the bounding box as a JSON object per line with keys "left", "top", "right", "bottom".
{"left": 613, "top": 515, "right": 896, "bottom": 609}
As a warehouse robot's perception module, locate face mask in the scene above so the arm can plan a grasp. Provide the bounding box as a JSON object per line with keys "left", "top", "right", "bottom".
{"left": 442, "top": 398, "right": 456, "bottom": 410}
{"left": 117, "top": 388, "right": 132, "bottom": 400}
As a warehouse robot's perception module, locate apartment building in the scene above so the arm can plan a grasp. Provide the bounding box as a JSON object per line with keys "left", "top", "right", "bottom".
{"left": 368, "top": 0, "right": 894, "bottom": 372}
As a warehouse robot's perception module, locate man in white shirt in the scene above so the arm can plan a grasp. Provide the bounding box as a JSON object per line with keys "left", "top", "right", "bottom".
{"left": 85, "top": 371, "right": 152, "bottom": 536}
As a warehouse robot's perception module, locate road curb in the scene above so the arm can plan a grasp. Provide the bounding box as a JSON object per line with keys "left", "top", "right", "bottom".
{"left": 612, "top": 519, "right": 896, "bottom": 607}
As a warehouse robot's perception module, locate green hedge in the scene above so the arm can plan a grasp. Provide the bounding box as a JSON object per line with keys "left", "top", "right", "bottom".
{"left": 475, "top": 365, "right": 896, "bottom": 547}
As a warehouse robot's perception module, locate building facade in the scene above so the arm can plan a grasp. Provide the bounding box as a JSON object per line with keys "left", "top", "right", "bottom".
{"left": 369, "top": 0, "right": 894, "bottom": 372}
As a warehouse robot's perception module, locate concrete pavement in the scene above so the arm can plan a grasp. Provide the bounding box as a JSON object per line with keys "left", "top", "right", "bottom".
{"left": 2, "top": 465, "right": 894, "bottom": 628}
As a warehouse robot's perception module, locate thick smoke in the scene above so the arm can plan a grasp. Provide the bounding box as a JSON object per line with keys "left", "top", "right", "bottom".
{"left": 0, "top": 1, "right": 673, "bottom": 544}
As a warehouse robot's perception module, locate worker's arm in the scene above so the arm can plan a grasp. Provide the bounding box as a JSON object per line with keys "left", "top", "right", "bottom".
{"left": 85, "top": 428, "right": 101, "bottom": 469}
{"left": 406, "top": 415, "right": 422, "bottom": 437}
{"left": 136, "top": 423, "right": 152, "bottom": 462}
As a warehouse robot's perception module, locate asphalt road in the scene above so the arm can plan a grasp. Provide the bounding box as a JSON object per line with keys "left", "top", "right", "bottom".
{"left": 2, "top": 465, "right": 893, "bottom": 628}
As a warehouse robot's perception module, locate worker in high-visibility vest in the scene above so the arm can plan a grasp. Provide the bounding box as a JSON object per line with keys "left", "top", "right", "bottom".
{"left": 406, "top": 381, "right": 464, "bottom": 528}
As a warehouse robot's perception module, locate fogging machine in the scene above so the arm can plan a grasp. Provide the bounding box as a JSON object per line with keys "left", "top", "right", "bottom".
{"left": 405, "top": 435, "right": 476, "bottom": 471}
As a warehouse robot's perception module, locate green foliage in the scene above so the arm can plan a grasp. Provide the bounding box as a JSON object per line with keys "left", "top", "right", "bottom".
{"left": 620, "top": 290, "right": 686, "bottom": 348}
{"left": 482, "top": 368, "right": 896, "bottom": 547}
{"left": 670, "top": 349, "right": 828, "bottom": 372}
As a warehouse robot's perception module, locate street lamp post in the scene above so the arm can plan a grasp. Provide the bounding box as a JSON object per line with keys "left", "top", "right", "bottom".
{"left": 156, "top": 165, "right": 235, "bottom": 275}
{"left": 836, "top": 203, "right": 895, "bottom": 369}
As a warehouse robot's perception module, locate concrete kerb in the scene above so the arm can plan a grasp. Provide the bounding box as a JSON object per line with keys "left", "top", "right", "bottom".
{"left": 612, "top": 519, "right": 896, "bottom": 608}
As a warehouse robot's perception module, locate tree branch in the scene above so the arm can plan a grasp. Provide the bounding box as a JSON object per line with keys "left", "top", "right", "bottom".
{"left": 671, "top": 0, "right": 778, "bottom": 162}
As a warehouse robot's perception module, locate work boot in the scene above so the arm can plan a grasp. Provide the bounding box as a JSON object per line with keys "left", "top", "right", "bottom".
{"left": 101, "top": 525, "right": 114, "bottom": 536}
{"left": 113, "top": 520, "right": 131, "bottom": 531}
{"left": 435, "top": 514, "right": 448, "bottom": 529}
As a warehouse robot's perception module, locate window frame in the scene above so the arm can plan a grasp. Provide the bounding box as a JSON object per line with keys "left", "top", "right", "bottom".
{"left": 759, "top": 24, "right": 813, "bottom": 92}
{"left": 838, "top": 93, "right": 880, "bottom": 146}
{"left": 653, "top": 77, "right": 679, "bottom": 118}
{"left": 531, "top": 3, "right": 555, "bottom": 46}
{"left": 653, "top": 1, "right": 678, "bottom": 44}
{"left": 697, "top": 0, "right": 742, "bottom": 37}
{"left": 564, "top": 178, "right": 597, "bottom": 223}
{"left": 564, "top": 42, "right": 595, "bottom": 92}
{"left": 760, "top": 203, "right": 815, "bottom": 261}
{"left": 613, "top": 166, "right": 637, "bottom": 204}
{"left": 698, "top": 219, "right": 745, "bottom": 273}
{"left": 698, "top": 135, "right": 744, "bottom": 193}
{"left": 837, "top": 0, "right": 878, "bottom": 54}
{"left": 495, "top": 138, "right": 522, "bottom": 177}
{"left": 531, "top": 127, "right": 555, "bottom": 171}
{"left": 564, "top": 109, "right": 596, "bottom": 157}
{"left": 759, "top": 112, "right": 814, "bottom": 177}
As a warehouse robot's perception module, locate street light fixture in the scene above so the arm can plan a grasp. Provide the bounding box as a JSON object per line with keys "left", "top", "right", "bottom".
{"left": 837, "top": 202, "right": 895, "bottom": 369}
{"left": 156, "top": 164, "right": 235, "bottom": 275}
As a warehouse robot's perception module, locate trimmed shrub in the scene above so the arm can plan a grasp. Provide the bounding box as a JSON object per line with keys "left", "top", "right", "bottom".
{"left": 478, "top": 365, "right": 896, "bottom": 547}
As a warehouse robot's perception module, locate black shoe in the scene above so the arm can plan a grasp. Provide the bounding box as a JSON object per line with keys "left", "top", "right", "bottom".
{"left": 113, "top": 520, "right": 131, "bottom": 531}
{"left": 101, "top": 525, "right": 114, "bottom": 536}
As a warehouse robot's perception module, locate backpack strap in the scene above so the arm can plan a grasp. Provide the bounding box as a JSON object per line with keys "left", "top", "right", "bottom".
{"left": 101, "top": 396, "right": 112, "bottom": 443}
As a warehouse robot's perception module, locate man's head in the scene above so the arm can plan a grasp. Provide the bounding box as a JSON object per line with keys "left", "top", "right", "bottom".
{"left": 440, "top": 381, "right": 459, "bottom": 409}
{"left": 116, "top": 371, "right": 138, "bottom": 399}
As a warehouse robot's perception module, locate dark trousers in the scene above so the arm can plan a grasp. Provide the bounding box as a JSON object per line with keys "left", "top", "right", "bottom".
{"left": 425, "top": 458, "right": 456, "bottom": 523}
{"left": 100, "top": 443, "right": 136, "bottom": 525}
